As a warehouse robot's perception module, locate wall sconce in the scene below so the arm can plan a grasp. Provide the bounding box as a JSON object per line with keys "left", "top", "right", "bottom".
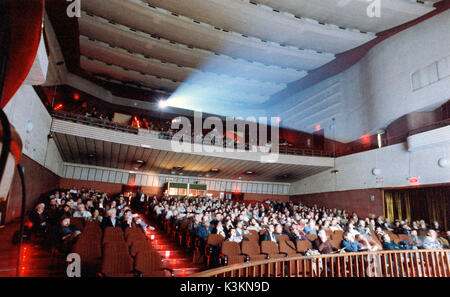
{"left": 331, "top": 169, "right": 339, "bottom": 174}
{"left": 372, "top": 168, "right": 382, "bottom": 176}
{"left": 438, "top": 158, "right": 449, "bottom": 168}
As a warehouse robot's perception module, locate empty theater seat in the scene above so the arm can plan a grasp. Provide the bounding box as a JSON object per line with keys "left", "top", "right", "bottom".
{"left": 219, "top": 241, "right": 247, "bottom": 265}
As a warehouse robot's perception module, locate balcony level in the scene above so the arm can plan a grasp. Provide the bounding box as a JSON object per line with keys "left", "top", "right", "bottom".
{"left": 50, "top": 113, "right": 335, "bottom": 183}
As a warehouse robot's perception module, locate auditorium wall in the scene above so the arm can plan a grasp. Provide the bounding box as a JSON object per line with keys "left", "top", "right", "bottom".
{"left": 290, "top": 189, "right": 384, "bottom": 218}
{"left": 275, "top": 10, "right": 450, "bottom": 143}
{"left": 290, "top": 141, "right": 450, "bottom": 194}
{"left": 290, "top": 140, "right": 450, "bottom": 216}
{"left": 3, "top": 84, "right": 64, "bottom": 176}
{"left": 5, "top": 155, "right": 60, "bottom": 223}
{"left": 59, "top": 179, "right": 123, "bottom": 196}
{"left": 2, "top": 85, "right": 65, "bottom": 222}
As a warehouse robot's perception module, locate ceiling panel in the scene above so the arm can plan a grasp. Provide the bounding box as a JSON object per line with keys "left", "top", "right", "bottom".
{"left": 142, "top": 0, "right": 375, "bottom": 53}
{"left": 78, "top": 14, "right": 310, "bottom": 82}
{"left": 253, "top": 0, "right": 434, "bottom": 33}
{"left": 81, "top": 0, "right": 335, "bottom": 70}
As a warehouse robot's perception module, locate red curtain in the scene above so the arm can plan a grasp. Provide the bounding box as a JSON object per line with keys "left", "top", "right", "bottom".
{"left": 1, "top": 0, "right": 44, "bottom": 108}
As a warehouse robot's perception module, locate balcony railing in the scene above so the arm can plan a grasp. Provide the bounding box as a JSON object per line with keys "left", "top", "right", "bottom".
{"left": 407, "top": 118, "right": 450, "bottom": 137}
{"left": 51, "top": 111, "right": 139, "bottom": 135}
{"left": 51, "top": 111, "right": 336, "bottom": 157}
{"left": 190, "top": 249, "right": 449, "bottom": 277}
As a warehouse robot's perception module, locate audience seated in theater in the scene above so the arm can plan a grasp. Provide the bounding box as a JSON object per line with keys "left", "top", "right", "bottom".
{"left": 341, "top": 232, "right": 366, "bottom": 252}
{"left": 101, "top": 208, "right": 122, "bottom": 229}
{"left": 382, "top": 234, "right": 417, "bottom": 250}
{"left": 73, "top": 203, "right": 92, "bottom": 220}
{"left": 314, "top": 229, "right": 338, "bottom": 254}
{"left": 51, "top": 216, "right": 81, "bottom": 253}
{"left": 438, "top": 231, "right": 450, "bottom": 248}
{"left": 407, "top": 230, "right": 423, "bottom": 248}
{"left": 422, "top": 230, "right": 443, "bottom": 250}
{"left": 29, "top": 203, "right": 48, "bottom": 235}
{"left": 262, "top": 225, "right": 278, "bottom": 243}
{"left": 227, "top": 229, "right": 242, "bottom": 243}
{"left": 89, "top": 208, "right": 103, "bottom": 223}
{"left": 304, "top": 220, "right": 318, "bottom": 235}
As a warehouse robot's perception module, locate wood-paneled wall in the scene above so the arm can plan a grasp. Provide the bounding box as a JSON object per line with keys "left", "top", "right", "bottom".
{"left": 290, "top": 188, "right": 384, "bottom": 218}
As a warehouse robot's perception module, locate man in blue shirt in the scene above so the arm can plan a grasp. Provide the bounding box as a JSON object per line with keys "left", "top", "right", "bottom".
{"left": 341, "top": 232, "right": 364, "bottom": 252}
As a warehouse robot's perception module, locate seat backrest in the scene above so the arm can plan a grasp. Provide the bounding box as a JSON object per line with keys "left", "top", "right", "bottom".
{"left": 207, "top": 234, "right": 225, "bottom": 246}
{"left": 73, "top": 238, "right": 102, "bottom": 262}
{"left": 385, "top": 231, "right": 399, "bottom": 243}
{"left": 418, "top": 230, "right": 428, "bottom": 237}
{"left": 396, "top": 234, "right": 409, "bottom": 244}
{"left": 241, "top": 241, "right": 261, "bottom": 256}
{"left": 101, "top": 253, "right": 133, "bottom": 276}
{"left": 103, "top": 241, "right": 129, "bottom": 256}
{"left": 129, "top": 239, "right": 151, "bottom": 256}
{"left": 126, "top": 232, "right": 147, "bottom": 245}
{"left": 277, "top": 234, "right": 289, "bottom": 242}
{"left": 325, "top": 230, "right": 333, "bottom": 237}
{"left": 261, "top": 241, "right": 279, "bottom": 255}
{"left": 243, "top": 232, "right": 259, "bottom": 242}
{"left": 370, "top": 230, "right": 382, "bottom": 246}
{"left": 124, "top": 227, "right": 143, "bottom": 238}
{"left": 104, "top": 226, "right": 124, "bottom": 236}
{"left": 306, "top": 234, "right": 317, "bottom": 242}
{"left": 134, "top": 251, "right": 162, "bottom": 274}
{"left": 70, "top": 218, "right": 85, "bottom": 231}
{"left": 221, "top": 241, "right": 241, "bottom": 256}
{"left": 103, "top": 227, "right": 125, "bottom": 244}
{"left": 332, "top": 230, "right": 344, "bottom": 241}
{"left": 279, "top": 240, "right": 297, "bottom": 255}
{"left": 296, "top": 240, "right": 312, "bottom": 253}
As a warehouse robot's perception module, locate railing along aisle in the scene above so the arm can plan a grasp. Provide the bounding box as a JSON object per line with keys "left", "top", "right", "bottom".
{"left": 191, "top": 249, "right": 449, "bottom": 277}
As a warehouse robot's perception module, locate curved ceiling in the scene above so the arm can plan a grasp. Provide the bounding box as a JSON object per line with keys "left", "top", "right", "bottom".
{"left": 44, "top": 0, "right": 440, "bottom": 126}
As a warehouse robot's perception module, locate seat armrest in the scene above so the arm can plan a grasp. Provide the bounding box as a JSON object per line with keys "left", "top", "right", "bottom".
{"left": 219, "top": 253, "right": 228, "bottom": 265}
{"left": 163, "top": 267, "right": 175, "bottom": 277}
{"left": 261, "top": 252, "right": 270, "bottom": 259}
{"left": 205, "top": 244, "right": 213, "bottom": 256}
{"left": 280, "top": 252, "right": 289, "bottom": 257}
{"left": 134, "top": 269, "right": 143, "bottom": 277}
{"left": 241, "top": 253, "right": 250, "bottom": 262}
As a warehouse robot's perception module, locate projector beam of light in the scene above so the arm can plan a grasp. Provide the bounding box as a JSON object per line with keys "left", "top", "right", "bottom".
{"left": 158, "top": 100, "right": 168, "bottom": 109}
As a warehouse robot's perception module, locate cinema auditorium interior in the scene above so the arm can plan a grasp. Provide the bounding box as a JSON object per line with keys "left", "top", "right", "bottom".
{"left": 0, "top": 0, "right": 449, "bottom": 280}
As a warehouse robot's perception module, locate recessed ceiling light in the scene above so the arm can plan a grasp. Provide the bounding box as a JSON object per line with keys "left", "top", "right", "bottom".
{"left": 141, "top": 144, "right": 151, "bottom": 148}
{"left": 136, "top": 160, "right": 144, "bottom": 163}
{"left": 246, "top": 171, "right": 254, "bottom": 175}
{"left": 211, "top": 168, "right": 219, "bottom": 172}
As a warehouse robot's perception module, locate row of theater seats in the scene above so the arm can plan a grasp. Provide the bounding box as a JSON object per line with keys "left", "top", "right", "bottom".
{"left": 159, "top": 215, "right": 423, "bottom": 268}
{"left": 70, "top": 219, "right": 173, "bottom": 277}
{"left": 217, "top": 229, "right": 422, "bottom": 266}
